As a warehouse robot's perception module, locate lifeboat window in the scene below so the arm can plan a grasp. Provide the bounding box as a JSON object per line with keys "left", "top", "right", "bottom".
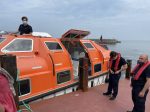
{"left": 1, "top": 38, "right": 33, "bottom": 52}
{"left": 57, "top": 70, "right": 71, "bottom": 84}
{"left": 0, "top": 38, "right": 5, "bottom": 44}
{"left": 94, "top": 63, "right": 101, "bottom": 73}
{"left": 83, "top": 43, "right": 94, "bottom": 49}
{"left": 19, "top": 79, "right": 30, "bottom": 96}
{"left": 45, "top": 42, "right": 62, "bottom": 51}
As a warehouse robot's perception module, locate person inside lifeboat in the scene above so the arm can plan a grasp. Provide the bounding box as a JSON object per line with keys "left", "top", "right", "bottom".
{"left": 18, "top": 16, "right": 33, "bottom": 35}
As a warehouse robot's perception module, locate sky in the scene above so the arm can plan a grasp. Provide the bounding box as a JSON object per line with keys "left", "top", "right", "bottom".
{"left": 1, "top": 0, "right": 150, "bottom": 40}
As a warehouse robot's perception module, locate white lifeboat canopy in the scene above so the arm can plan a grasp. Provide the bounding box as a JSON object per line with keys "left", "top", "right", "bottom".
{"left": 32, "top": 32, "right": 52, "bottom": 37}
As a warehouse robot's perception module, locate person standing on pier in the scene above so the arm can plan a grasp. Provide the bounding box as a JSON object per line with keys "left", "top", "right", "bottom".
{"left": 127, "top": 54, "right": 150, "bottom": 112}
{"left": 103, "top": 51, "right": 127, "bottom": 100}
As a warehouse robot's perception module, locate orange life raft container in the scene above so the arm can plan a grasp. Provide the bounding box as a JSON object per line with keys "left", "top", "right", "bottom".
{"left": 0, "top": 29, "right": 110, "bottom": 103}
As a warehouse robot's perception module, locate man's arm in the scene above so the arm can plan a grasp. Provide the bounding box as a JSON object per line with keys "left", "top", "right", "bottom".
{"left": 115, "top": 57, "right": 128, "bottom": 74}
{"left": 115, "top": 64, "right": 128, "bottom": 74}
{"left": 121, "top": 64, "right": 128, "bottom": 71}
{"left": 110, "top": 69, "right": 114, "bottom": 74}
{"left": 10, "top": 25, "right": 21, "bottom": 35}
{"left": 13, "top": 31, "right": 19, "bottom": 34}
{"left": 139, "top": 78, "right": 150, "bottom": 97}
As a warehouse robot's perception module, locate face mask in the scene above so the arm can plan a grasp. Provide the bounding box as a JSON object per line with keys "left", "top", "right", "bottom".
{"left": 23, "top": 20, "right": 27, "bottom": 25}
{"left": 112, "top": 56, "right": 117, "bottom": 60}
{"left": 137, "top": 60, "right": 144, "bottom": 65}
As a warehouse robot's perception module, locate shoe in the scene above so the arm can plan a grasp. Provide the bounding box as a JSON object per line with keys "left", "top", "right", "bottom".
{"left": 109, "top": 96, "right": 116, "bottom": 100}
{"left": 103, "top": 92, "right": 111, "bottom": 96}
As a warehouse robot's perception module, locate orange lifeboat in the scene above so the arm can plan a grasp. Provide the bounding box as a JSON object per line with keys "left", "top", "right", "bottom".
{"left": 0, "top": 29, "right": 110, "bottom": 103}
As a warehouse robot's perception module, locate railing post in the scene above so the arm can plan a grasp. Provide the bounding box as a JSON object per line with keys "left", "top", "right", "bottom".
{"left": 0, "top": 54, "right": 19, "bottom": 110}
{"left": 79, "top": 57, "right": 88, "bottom": 92}
{"left": 126, "top": 59, "right": 132, "bottom": 79}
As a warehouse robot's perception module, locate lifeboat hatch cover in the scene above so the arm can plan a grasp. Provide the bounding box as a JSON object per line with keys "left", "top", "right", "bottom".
{"left": 61, "top": 29, "right": 90, "bottom": 40}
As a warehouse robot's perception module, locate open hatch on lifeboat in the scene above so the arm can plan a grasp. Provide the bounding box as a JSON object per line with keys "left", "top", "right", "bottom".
{"left": 61, "top": 29, "right": 92, "bottom": 78}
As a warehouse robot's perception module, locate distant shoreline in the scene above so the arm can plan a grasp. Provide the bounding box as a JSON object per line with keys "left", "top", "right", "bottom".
{"left": 91, "top": 39, "right": 121, "bottom": 44}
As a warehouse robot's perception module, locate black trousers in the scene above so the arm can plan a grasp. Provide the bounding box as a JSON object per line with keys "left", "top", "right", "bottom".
{"left": 132, "top": 86, "right": 149, "bottom": 112}
{"left": 107, "top": 74, "right": 121, "bottom": 97}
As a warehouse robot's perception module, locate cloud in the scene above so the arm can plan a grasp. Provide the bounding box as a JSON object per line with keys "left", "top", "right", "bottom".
{"left": 1, "top": 0, "right": 150, "bottom": 40}
{"left": 123, "top": 0, "right": 150, "bottom": 11}
{"left": 0, "top": 0, "right": 123, "bottom": 18}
